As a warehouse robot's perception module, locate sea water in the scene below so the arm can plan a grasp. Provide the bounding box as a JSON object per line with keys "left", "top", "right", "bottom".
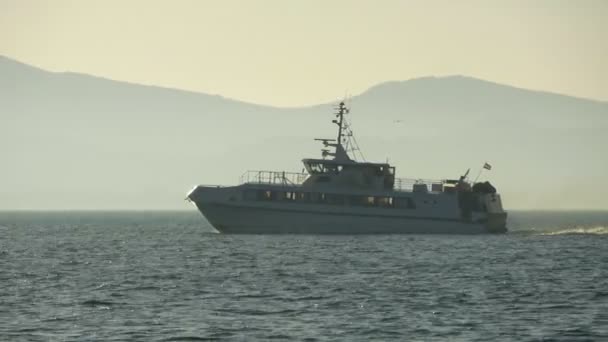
{"left": 0, "top": 211, "right": 606, "bottom": 341}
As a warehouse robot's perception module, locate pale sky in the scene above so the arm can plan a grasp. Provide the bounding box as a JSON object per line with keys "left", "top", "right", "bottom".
{"left": 1, "top": 0, "right": 607, "bottom": 106}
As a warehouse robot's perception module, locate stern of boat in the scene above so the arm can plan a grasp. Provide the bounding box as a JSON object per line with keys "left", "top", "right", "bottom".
{"left": 481, "top": 193, "right": 508, "bottom": 233}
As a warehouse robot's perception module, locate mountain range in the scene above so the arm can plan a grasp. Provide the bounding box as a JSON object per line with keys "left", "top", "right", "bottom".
{"left": 2, "top": 55, "right": 607, "bottom": 210}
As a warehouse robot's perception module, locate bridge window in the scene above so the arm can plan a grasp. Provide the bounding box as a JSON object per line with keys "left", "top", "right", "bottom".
{"left": 306, "top": 162, "right": 344, "bottom": 175}
{"left": 308, "top": 163, "right": 324, "bottom": 173}
{"left": 324, "top": 165, "right": 339, "bottom": 174}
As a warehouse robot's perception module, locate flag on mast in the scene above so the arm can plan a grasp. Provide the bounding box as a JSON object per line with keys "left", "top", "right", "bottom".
{"left": 483, "top": 162, "right": 492, "bottom": 170}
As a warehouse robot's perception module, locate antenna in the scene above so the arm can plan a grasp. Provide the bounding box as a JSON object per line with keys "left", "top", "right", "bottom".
{"left": 334, "top": 101, "right": 347, "bottom": 146}
{"left": 314, "top": 138, "right": 335, "bottom": 147}
{"left": 314, "top": 101, "right": 365, "bottom": 162}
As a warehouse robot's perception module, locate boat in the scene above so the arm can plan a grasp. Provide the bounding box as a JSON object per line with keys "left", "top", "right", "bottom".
{"left": 187, "top": 102, "right": 507, "bottom": 234}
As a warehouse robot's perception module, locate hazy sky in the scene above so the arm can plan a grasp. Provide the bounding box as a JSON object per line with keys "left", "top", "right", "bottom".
{"left": 1, "top": 0, "right": 607, "bottom": 106}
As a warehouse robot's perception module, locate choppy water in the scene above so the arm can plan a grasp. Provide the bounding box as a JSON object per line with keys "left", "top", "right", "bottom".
{"left": 1, "top": 211, "right": 607, "bottom": 341}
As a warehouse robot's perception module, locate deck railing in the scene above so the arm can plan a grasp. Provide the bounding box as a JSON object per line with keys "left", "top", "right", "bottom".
{"left": 239, "top": 170, "right": 308, "bottom": 186}
{"left": 240, "top": 170, "right": 446, "bottom": 192}
{"left": 393, "top": 178, "right": 445, "bottom": 193}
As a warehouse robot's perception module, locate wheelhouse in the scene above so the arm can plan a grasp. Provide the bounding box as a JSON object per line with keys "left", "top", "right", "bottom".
{"left": 301, "top": 158, "right": 395, "bottom": 190}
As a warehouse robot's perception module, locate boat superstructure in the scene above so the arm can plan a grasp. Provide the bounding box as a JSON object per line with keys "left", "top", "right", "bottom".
{"left": 187, "top": 102, "right": 507, "bottom": 234}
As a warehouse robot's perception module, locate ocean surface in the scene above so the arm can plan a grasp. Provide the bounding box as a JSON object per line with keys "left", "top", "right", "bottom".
{"left": 0, "top": 211, "right": 607, "bottom": 341}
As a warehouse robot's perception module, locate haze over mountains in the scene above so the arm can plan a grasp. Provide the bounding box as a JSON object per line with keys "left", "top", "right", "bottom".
{"left": 2, "top": 55, "right": 607, "bottom": 210}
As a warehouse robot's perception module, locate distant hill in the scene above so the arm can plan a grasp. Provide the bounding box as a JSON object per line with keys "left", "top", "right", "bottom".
{"left": 1, "top": 55, "right": 607, "bottom": 210}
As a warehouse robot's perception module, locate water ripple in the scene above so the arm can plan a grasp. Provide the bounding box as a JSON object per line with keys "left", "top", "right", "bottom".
{"left": 0, "top": 211, "right": 606, "bottom": 341}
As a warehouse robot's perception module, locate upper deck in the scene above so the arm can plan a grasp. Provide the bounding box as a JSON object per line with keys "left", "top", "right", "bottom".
{"left": 239, "top": 170, "right": 449, "bottom": 194}
{"left": 231, "top": 102, "right": 467, "bottom": 195}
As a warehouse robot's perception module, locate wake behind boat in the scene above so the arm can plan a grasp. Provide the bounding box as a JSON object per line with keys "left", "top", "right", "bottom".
{"left": 187, "top": 102, "right": 507, "bottom": 234}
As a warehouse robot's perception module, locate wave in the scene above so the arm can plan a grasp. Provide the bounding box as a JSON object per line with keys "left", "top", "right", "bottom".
{"left": 539, "top": 226, "right": 608, "bottom": 236}
{"left": 163, "top": 337, "right": 217, "bottom": 342}
{"left": 81, "top": 299, "right": 116, "bottom": 306}
{"left": 510, "top": 226, "right": 608, "bottom": 236}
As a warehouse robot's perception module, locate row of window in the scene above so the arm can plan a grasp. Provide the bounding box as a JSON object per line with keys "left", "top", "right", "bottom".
{"left": 243, "top": 190, "right": 417, "bottom": 209}
{"left": 305, "top": 162, "right": 395, "bottom": 176}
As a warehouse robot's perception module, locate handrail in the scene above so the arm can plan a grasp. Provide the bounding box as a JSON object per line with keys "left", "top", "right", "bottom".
{"left": 239, "top": 170, "right": 308, "bottom": 186}
{"left": 393, "top": 178, "right": 445, "bottom": 193}
{"left": 240, "top": 170, "right": 446, "bottom": 193}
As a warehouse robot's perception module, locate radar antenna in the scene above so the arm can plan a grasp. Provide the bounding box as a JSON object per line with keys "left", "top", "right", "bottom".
{"left": 314, "top": 101, "right": 364, "bottom": 162}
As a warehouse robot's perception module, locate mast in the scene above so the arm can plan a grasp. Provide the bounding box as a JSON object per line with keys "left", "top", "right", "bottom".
{"left": 314, "top": 101, "right": 352, "bottom": 161}
{"left": 333, "top": 101, "right": 348, "bottom": 146}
